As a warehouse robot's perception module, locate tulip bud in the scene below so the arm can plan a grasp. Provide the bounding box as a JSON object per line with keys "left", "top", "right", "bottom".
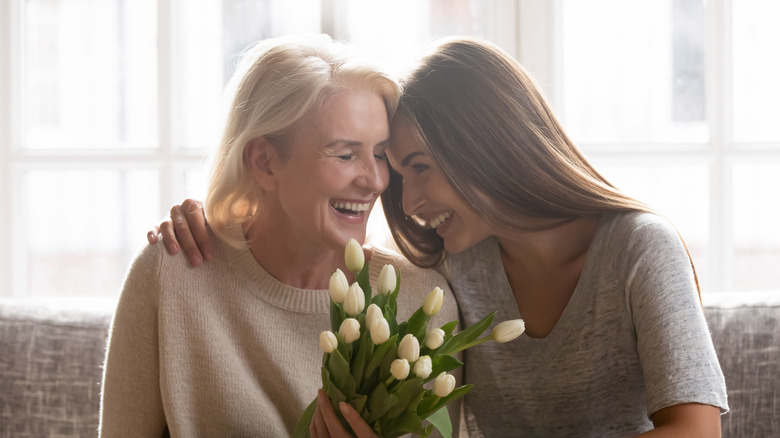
{"left": 425, "top": 328, "right": 445, "bottom": 349}
{"left": 390, "top": 358, "right": 410, "bottom": 380}
{"left": 344, "top": 238, "right": 365, "bottom": 274}
{"left": 328, "top": 269, "right": 349, "bottom": 304}
{"left": 433, "top": 372, "right": 456, "bottom": 397}
{"left": 339, "top": 318, "right": 361, "bottom": 344}
{"left": 319, "top": 331, "right": 338, "bottom": 353}
{"left": 412, "top": 355, "right": 432, "bottom": 379}
{"left": 369, "top": 318, "right": 390, "bottom": 345}
{"left": 423, "top": 287, "right": 444, "bottom": 316}
{"left": 365, "top": 304, "right": 383, "bottom": 329}
{"left": 398, "top": 334, "right": 420, "bottom": 363}
{"left": 491, "top": 319, "right": 526, "bottom": 343}
{"left": 376, "top": 264, "right": 396, "bottom": 296}
{"left": 344, "top": 282, "right": 365, "bottom": 316}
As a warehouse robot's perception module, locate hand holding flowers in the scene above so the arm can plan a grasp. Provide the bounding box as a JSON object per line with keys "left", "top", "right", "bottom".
{"left": 295, "top": 239, "right": 525, "bottom": 438}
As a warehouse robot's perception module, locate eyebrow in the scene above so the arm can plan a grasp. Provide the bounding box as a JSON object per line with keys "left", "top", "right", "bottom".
{"left": 400, "top": 151, "right": 425, "bottom": 168}
{"left": 324, "top": 138, "right": 392, "bottom": 148}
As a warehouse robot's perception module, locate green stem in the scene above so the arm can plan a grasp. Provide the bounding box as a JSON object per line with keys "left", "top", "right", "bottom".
{"left": 448, "top": 335, "right": 493, "bottom": 354}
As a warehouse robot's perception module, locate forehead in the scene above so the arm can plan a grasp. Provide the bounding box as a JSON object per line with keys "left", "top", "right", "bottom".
{"left": 387, "top": 117, "right": 424, "bottom": 168}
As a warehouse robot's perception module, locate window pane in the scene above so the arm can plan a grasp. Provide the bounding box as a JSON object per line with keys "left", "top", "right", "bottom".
{"left": 174, "top": 0, "right": 320, "bottom": 149}
{"left": 342, "top": 0, "right": 489, "bottom": 76}
{"left": 732, "top": 164, "right": 780, "bottom": 291}
{"left": 23, "top": 0, "right": 158, "bottom": 149}
{"left": 732, "top": 0, "right": 780, "bottom": 144}
{"left": 592, "top": 161, "right": 711, "bottom": 290}
{"left": 561, "top": 0, "right": 708, "bottom": 144}
{"left": 25, "top": 169, "right": 160, "bottom": 297}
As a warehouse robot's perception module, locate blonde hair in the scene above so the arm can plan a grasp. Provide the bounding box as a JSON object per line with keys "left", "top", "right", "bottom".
{"left": 205, "top": 34, "right": 400, "bottom": 247}
{"left": 382, "top": 37, "right": 700, "bottom": 297}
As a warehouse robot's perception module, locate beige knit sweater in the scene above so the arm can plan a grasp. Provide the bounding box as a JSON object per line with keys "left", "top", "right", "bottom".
{"left": 99, "top": 231, "right": 459, "bottom": 437}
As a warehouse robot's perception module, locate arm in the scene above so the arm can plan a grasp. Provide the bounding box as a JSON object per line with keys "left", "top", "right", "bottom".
{"left": 628, "top": 217, "right": 726, "bottom": 436}
{"left": 147, "top": 198, "right": 213, "bottom": 266}
{"left": 635, "top": 403, "right": 721, "bottom": 437}
{"left": 100, "top": 245, "right": 167, "bottom": 436}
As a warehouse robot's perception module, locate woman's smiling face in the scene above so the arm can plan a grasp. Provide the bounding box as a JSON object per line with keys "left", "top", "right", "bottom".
{"left": 386, "top": 117, "right": 492, "bottom": 254}
{"left": 266, "top": 86, "right": 391, "bottom": 251}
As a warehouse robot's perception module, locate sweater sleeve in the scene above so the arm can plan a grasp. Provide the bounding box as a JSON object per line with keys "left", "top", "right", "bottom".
{"left": 99, "top": 243, "right": 168, "bottom": 437}
{"left": 626, "top": 216, "right": 728, "bottom": 416}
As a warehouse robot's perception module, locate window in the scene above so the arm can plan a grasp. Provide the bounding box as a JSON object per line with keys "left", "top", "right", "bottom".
{"left": 2, "top": 0, "right": 776, "bottom": 299}
{"left": 527, "top": 0, "right": 779, "bottom": 293}
{"left": 0, "top": 0, "right": 503, "bottom": 299}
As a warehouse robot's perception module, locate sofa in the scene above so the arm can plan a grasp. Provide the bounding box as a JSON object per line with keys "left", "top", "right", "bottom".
{"left": 1, "top": 292, "right": 778, "bottom": 437}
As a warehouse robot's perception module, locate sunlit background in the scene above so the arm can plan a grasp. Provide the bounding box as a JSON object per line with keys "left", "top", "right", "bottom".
{"left": 0, "top": 0, "right": 778, "bottom": 300}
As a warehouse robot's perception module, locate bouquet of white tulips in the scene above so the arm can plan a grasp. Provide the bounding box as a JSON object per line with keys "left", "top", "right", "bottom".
{"left": 293, "top": 239, "right": 525, "bottom": 438}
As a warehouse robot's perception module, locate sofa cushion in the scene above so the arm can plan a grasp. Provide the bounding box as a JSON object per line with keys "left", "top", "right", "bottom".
{"left": 0, "top": 298, "right": 113, "bottom": 438}
{"left": 703, "top": 291, "right": 780, "bottom": 437}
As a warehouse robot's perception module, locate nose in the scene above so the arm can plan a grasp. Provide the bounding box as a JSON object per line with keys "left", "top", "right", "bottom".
{"left": 401, "top": 176, "right": 425, "bottom": 216}
{"left": 358, "top": 156, "right": 389, "bottom": 194}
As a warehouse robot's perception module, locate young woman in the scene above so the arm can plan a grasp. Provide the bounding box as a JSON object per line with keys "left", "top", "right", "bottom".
{"left": 100, "top": 34, "right": 460, "bottom": 437}
{"left": 155, "top": 37, "right": 728, "bottom": 437}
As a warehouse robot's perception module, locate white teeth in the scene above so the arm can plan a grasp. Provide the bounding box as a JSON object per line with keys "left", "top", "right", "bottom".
{"left": 330, "top": 200, "right": 370, "bottom": 213}
{"left": 428, "top": 211, "right": 452, "bottom": 229}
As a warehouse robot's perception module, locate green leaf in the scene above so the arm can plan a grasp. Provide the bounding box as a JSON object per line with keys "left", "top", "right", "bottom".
{"left": 351, "top": 331, "right": 373, "bottom": 387}
{"left": 330, "top": 301, "right": 343, "bottom": 333}
{"left": 425, "top": 406, "right": 452, "bottom": 438}
{"left": 380, "top": 409, "right": 426, "bottom": 438}
{"left": 384, "top": 378, "right": 423, "bottom": 419}
{"left": 362, "top": 334, "right": 398, "bottom": 382}
{"left": 437, "top": 312, "right": 496, "bottom": 356}
{"left": 356, "top": 260, "right": 372, "bottom": 312}
{"left": 428, "top": 355, "right": 464, "bottom": 381}
{"left": 327, "top": 348, "right": 356, "bottom": 397}
{"left": 291, "top": 398, "right": 317, "bottom": 438}
{"left": 405, "top": 307, "right": 431, "bottom": 341}
{"left": 417, "top": 384, "right": 472, "bottom": 419}
{"left": 365, "top": 382, "right": 398, "bottom": 423}
{"left": 349, "top": 394, "right": 367, "bottom": 416}
{"left": 439, "top": 320, "right": 459, "bottom": 337}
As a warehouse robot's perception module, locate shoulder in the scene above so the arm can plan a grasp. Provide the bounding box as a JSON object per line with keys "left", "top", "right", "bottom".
{"left": 597, "top": 211, "right": 685, "bottom": 254}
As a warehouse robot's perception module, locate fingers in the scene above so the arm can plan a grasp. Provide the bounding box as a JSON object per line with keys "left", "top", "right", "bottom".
{"left": 339, "top": 402, "right": 378, "bottom": 438}
{"left": 312, "top": 389, "right": 378, "bottom": 438}
{"left": 147, "top": 226, "right": 161, "bottom": 244}
{"left": 310, "top": 398, "right": 328, "bottom": 438}
{"left": 181, "top": 199, "right": 213, "bottom": 262}
{"left": 168, "top": 203, "right": 203, "bottom": 266}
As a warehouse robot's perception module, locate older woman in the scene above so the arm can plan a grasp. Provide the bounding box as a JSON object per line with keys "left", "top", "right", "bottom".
{"left": 99, "top": 34, "right": 458, "bottom": 437}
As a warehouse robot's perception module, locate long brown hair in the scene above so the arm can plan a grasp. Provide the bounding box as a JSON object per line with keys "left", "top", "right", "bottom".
{"left": 381, "top": 37, "right": 701, "bottom": 296}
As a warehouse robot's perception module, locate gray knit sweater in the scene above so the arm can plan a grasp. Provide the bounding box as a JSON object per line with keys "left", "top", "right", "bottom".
{"left": 441, "top": 212, "right": 728, "bottom": 437}
{"left": 99, "top": 231, "right": 459, "bottom": 437}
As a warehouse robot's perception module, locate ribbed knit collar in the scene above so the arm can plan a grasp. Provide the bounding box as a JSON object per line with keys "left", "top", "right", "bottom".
{"left": 218, "top": 225, "right": 394, "bottom": 314}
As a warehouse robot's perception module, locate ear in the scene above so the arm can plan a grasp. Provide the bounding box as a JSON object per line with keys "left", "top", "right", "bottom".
{"left": 244, "top": 137, "right": 280, "bottom": 191}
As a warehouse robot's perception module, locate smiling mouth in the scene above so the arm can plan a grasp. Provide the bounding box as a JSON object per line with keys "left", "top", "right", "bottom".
{"left": 330, "top": 200, "right": 371, "bottom": 215}
{"left": 428, "top": 211, "right": 452, "bottom": 229}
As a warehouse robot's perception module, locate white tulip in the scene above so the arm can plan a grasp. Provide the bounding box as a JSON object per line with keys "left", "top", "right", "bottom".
{"left": 319, "top": 331, "right": 338, "bottom": 353}
{"left": 491, "top": 319, "right": 526, "bottom": 343}
{"left": 422, "top": 287, "right": 444, "bottom": 316}
{"left": 390, "top": 358, "right": 410, "bottom": 380}
{"left": 369, "top": 318, "right": 390, "bottom": 345}
{"left": 365, "top": 304, "right": 383, "bottom": 329}
{"left": 425, "top": 328, "right": 445, "bottom": 349}
{"left": 328, "top": 269, "right": 349, "bottom": 304}
{"left": 376, "top": 264, "right": 396, "bottom": 296}
{"left": 344, "top": 282, "right": 365, "bottom": 316}
{"left": 412, "top": 355, "right": 432, "bottom": 379}
{"left": 344, "top": 238, "right": 365, "bottom": 274}
{"left": 397, "top": 334, "right": 420, "bottom": 363}
{"left": 433, "top": 372, "right": 456, "bottom": 397}
{"left": 339, "top": 318, "right": 361, "bottom": 344}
